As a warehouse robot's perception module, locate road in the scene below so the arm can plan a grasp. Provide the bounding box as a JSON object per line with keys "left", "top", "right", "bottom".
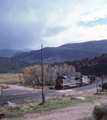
{"left": 0, "top": 85, "right": 64, "bottom": 106}
{"left": 0, "top": 77, "right": 106, "bottom": 106}
{"left": 72, "top": 77, "right": 102, "bottom": 91}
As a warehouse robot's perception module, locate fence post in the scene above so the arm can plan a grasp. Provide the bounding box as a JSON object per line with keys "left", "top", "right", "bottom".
{"left": 0, "top": 86, "right": 3, "bottom": 95}
{"left": 97, "top": 87, "right": 98, "bottom": 93}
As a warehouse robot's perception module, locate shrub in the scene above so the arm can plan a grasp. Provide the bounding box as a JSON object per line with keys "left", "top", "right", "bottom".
{"left": 93, "top": 103, "right": 107, "bottom": 120}
{"left": 0, "top": 85, "right": 9, "bottom": 89}
{"left": 102, "top": 82, "right": 107, "bottom": 90}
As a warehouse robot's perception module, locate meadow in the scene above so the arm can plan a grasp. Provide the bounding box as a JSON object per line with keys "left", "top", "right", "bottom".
{"left": 0, "top": 73, "right": 22, "bottom": 84}
{"left": 0, "top": 73, "right": 54, "bottom": 89}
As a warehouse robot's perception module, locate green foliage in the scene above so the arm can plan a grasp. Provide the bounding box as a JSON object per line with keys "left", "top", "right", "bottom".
{"left": 102, "top": 82, "right": 107, "bottom": 90}
{"left": 93, "top": 103, "right": 107, "bottom": 120}
{"left": 98, "top": 91, "right": 107, "bottom": 94}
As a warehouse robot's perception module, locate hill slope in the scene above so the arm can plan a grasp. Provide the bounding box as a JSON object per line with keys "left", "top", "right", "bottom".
{"left": 11, "top": 39, "right": 107, "bottom": 66}
{"left": 0, "top": 49, "right": 32, "bottom": 57}
{"left": 0, "top": 57, "right": 21, "bottom": 73}
{"left": 1, "top": 40, "right": 107, "bottom": 73}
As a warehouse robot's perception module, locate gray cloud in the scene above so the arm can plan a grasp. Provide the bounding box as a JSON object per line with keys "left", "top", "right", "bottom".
{"left": 0, "top": 0, "right": 48, "bottom": 49}
{"left": 0, "top": 0, "right": 107, "bottom": 50}
{"left": 43, "top": 26, "right": 68, "bottom": 37}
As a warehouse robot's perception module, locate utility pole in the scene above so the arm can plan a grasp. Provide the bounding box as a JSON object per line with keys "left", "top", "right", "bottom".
{"left": 41, "top": 44, "right": 45, "bottom": 104}
{"left": 102, "top": 61, "right": 103, "bottom": 91}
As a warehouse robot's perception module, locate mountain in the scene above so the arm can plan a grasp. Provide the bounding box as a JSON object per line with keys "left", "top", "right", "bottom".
{"left": 0, "top": 57, "right": 21, "bottom": 73}
{"left": 1, "top": 39, "right": 107, "bottom": 73}
{"left": 0, "top": 49, "right": 32, "bottom": 57}
{"left": 11, "top": 39, "right": 107, "bottom": 67}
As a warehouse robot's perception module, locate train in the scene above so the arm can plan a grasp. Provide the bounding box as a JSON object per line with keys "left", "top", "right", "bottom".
{"left": 55, "top": 75, "right": 94, "bottom": 89}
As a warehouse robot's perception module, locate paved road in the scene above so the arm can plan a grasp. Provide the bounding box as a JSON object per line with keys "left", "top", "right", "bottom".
{"left": 1, "top": 77, "right": 104, "bottom": 95}
{"left": 0, "top": 77, "right": 106, "bottom": 106}
{"left": 0, "top": 85, "right": 64, "bottom": 106}
{"left": 72, "top": 77, "right": 102, "bottom": 91}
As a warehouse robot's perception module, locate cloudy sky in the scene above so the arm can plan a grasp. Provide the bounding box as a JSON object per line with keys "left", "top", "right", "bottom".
{"left": 0, "top": 0, "right": 107, "bottom": 50}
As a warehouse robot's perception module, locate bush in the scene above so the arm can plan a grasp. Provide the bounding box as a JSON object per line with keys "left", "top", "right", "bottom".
{"left": 0, "top": 85, "right": 9, "bottom": 89}
{"left": 93, "top": 103, "right": 107, "bottom": 120}
{"left": 102, "top": 82, "right": 107, "bottom": 90}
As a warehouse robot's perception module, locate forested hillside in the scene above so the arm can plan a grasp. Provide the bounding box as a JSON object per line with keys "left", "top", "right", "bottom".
{"left": 51, "top": 54, "right": 107, "bottom": 76}
{"left": 0, "top": 57, "right": 21, "bottom": 73}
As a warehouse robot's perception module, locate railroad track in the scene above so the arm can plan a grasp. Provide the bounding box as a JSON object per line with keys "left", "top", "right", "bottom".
{"left": 0, "top": 90, "right": 62, "bottom": 106}
{"left": 0, "top": 92, "right": 40, "bottom": 106}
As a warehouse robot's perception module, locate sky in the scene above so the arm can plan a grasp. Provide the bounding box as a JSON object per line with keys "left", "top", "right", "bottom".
{"left": 0, "top": 0, "right": 107, "bottom": 50}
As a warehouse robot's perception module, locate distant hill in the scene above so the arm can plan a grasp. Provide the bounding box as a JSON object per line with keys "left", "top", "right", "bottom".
{"left": 0, "top": 57, "right": 21, "bottom": 73}
{"left": 1, "top": 39, "right": 107, "bottom": 73}
{"left": 0, "top": 49, "right": 32, "bottom": 57}
{"left": 11, "top": 39, "right": 107, "bottom": 67}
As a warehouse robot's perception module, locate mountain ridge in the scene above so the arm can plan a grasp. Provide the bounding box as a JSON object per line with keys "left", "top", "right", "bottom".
{"left": 0, "top": 48, "right": 33, "bottom": 57}
{"left": 11, "top": 39, "right": 107, "bottom": 66}
{"left": 0, "top": 39, "right": 107, "bottom": 73}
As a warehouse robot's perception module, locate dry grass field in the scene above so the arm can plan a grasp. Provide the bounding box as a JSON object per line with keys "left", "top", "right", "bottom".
{"left": 0, "top": 73, "right": 22, "bottom": 84}
{"left": 0, "top": 74, "right": 54, "bottom": 90}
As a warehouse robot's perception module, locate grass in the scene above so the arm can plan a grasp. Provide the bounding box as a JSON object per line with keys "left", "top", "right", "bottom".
{"left": 2, "top": 97, "right": 101, "bottom": 118}
{"left": 0, "top": 73, "right": 54, "bottom": 90}
{"left": 95, "top": 89, "right": 107, "bottom": 95}
{"left": 0, "top": 73, "right": 23, "bottom": 84}
{"left": 98, "top": 91, "right": 107, "bottom": 94}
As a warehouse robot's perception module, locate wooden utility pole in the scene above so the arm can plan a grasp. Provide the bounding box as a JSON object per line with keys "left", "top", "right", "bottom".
{"left": 41, "top": 44, "right": 45, "bottom": 104}
{"left": 102, "top": 62, "right": 103, "bottom": 91}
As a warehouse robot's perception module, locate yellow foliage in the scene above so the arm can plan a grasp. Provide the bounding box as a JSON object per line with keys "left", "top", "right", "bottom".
{"left": 22, "top": 64, "right": 80, "bottom": 86}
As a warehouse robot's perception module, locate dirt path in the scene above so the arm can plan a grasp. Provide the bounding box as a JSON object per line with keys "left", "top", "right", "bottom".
{"left": 23, "top": 88, "right": 107, "bottom": 120}
{"left": 24, "top": 99, "right": 106, "bottom": 120}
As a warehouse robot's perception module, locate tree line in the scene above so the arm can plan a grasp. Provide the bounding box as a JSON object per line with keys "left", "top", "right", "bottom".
{"left": 22, "top": 64, "right": 81, "bottom": 86}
